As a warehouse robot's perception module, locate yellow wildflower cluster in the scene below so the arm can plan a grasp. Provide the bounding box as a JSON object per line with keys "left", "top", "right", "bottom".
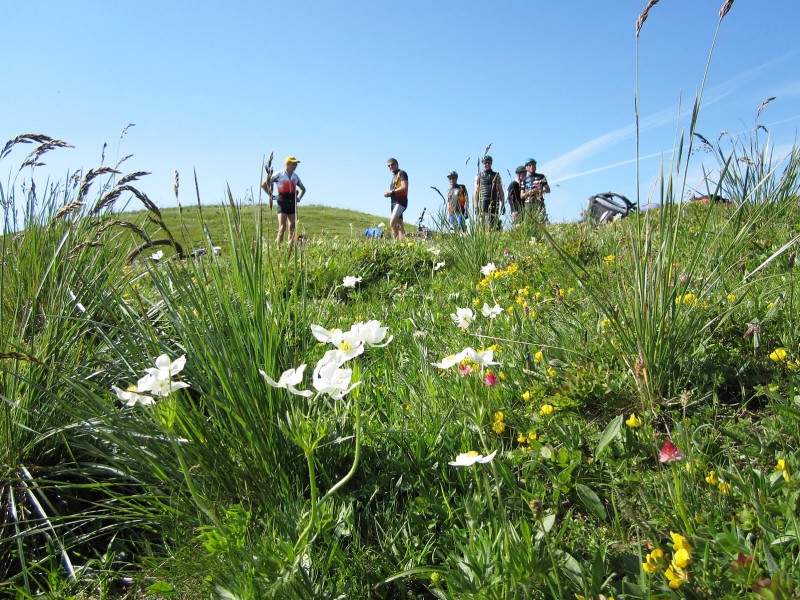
{"left": 492, "top": 411, "right": 506, "bottom": 434}
{"left": 776, "top": 458, "right": 791, "bottom": 482}
{"left": 676, "top": 293, "right": 697, "bottom": 306}
{"left": 704, "top": 469, "right": 732, "bottom": 494}
{"left": 475, "top": 263, "right": 520, "bottom": 290}
{"left": 664, "top": 532, "right": 692, "bottom": 589}
{"left": 534, "top": 351, "right": 544, "bottom": 363}
{"left": 603, "top": 254, "right": 616, "bottom": 264}
{"left": 517, "top": 430, "right": 537, "bottom": 444}
{"left": 539, "top": 404, "right": 554, "bottom": 416}
{"left": 642, "top": 548, "right": 665, "bottom": 574}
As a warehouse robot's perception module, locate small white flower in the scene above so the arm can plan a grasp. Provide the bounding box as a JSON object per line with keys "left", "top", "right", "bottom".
{"left": 450, "top": 307, "right": 475, "bottom": 330}
{"left": 449, "top": 449, "right": 498, "bottom": 467}
{"left": 434, "top": 261, "right": 445, "bottom": 271}
{"left": 112, "top": 385, "right": 155, "bottom": 407}
{"left": 431, "top": 349, "right": 469, "bottom": 369}
{"left": 480, "top": 262, "right": 497, "bottom": 276}
{"left": 342, "top": 275, "right": 362, "bottom": 288}
{"left": 310, "top": 325, "right": 365, "bottom": 360}
{"left": 378, "top": 222, "right": 386, "bottom": 228}
{"left": 259, "top": 364, "right": 313, "bottom": 397}
{"left": 151, "top": 250, "right": 164, "bottom": 261}
{"left": 413, "top": 330, "right": 427, "bottom": 339}
{"left": 427, "top": 246, "right": 441, "bottom": 256}
{"left": 481, "top": 302, "right": 504, "bottom": 319}
{"left": 431, "top": 347, "right": 499, "bottom": 369}
{"left": 136, "top": 354, "right": 190, "bottom": 397}
{"left": 67, "top": 289, "right": 86, "bottom": 313}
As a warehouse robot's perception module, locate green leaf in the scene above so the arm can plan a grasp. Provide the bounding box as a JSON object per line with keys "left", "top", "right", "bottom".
{"left": 147, "top": 581, "right": 175, "bottom": 594}
{"left": 595, "top": 415, "right": 622, "bottom": 459}
{"left": 574, "top": 483, "right": 608, "bottom": 521}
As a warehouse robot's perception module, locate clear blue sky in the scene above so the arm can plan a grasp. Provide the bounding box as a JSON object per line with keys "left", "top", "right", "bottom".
{"left": 3, "top": 1, "right": 799, "bottom": 227}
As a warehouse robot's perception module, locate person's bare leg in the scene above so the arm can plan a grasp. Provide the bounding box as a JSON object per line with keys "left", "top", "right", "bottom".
{"left": 276, "top": 213, "right": 288, "bottom": 243}
{"left": 288, "top": 214, "right": 297, "bottom": 245}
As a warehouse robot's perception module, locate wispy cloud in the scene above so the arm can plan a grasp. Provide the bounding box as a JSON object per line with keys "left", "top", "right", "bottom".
{"left": 544, "top": 51, "right": 798, "bottom": 186}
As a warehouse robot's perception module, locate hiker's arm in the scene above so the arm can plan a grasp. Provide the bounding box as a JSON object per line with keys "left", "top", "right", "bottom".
{"left": 296, "top": 181, "right": 306, "bottom": 201}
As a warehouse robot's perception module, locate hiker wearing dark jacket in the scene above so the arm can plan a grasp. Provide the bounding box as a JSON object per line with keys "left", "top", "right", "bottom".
{"left": 473, "top": 155, "right": 504, "bottom": 230}
{"left": 507, "top": 166, "right": 526, "bottom": 222}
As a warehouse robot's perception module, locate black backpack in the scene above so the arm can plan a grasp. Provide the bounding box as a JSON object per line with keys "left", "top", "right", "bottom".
{"left": 586, "top": 192, "right": 635, "bottom": 224}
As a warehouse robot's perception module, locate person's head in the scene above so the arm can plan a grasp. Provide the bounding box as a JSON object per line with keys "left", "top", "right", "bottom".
{"left": 447, "top": 170, "right": 458, "bottom": 184}
{"left": 482, "top": 155, "right": 493, "bottom": 172}
{"left": 387, "top": 158, "right": 399, "bottom": 173}
{"left": 515, "top": 166, "right": 526, "bottom": 182}
{"left": 285, "top": 155, "right": 300, "bottom": 173}
{"left": 525, "top": 158, "right": 537, "bottom": 174}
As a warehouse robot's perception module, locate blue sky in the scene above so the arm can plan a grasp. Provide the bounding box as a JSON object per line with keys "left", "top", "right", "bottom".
{"left": 3, "top": 1, "right": 799, "bottom": 227}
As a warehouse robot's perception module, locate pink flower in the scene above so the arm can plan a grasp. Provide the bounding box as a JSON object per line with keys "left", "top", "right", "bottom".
{"left": 459, "top": 363, "right": 471, "bottom": 377}
{"left": 659, "top": 440, "right": 684, "bottom": 463}
{"left": 483, "top": 372, "right": 498, "bottom": 387}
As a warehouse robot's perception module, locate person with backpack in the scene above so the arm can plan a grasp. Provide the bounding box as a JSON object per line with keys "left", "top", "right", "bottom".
{"left": 446, "top": 171, "right": 469, "bottom": 231}
{"left": 507, "top": 166, "right": 526, "bottom": 222}
{"left": 473, "top": 155, "right": 504, "bottom": 230}
{"left": 262, "top": 155, "right": 306, "bottom": 244}
{"left": 384, "top": 158, "right": 408, "bottom": 241}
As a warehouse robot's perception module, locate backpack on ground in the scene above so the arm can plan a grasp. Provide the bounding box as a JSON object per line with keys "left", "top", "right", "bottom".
{"left": 586, "top": 192, "right": 635, "bottom": 224}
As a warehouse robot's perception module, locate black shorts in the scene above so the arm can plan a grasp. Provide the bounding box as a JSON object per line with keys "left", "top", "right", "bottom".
{"left": 481, "top": 200, "right": 499, "bottom": 214}
{"left": 277, "top": 197, "right": 296, "bottom": 215}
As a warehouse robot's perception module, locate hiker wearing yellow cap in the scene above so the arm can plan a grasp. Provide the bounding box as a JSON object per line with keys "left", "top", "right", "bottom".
{"left": 263, "top": 155, "right": 306, "bottom": 243}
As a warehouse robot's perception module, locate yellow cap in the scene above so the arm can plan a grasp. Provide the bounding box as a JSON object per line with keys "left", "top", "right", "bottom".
{"left": 285, "top": 156, "right": 300, "bottom": 164}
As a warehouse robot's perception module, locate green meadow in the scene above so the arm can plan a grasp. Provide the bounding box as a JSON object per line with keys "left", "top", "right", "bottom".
{"left": 3, "top": 8, "right": 800, "bottom": 600}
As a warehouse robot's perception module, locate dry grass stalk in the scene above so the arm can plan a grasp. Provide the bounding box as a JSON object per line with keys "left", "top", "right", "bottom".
{"left": 757, "top": 96, "right": 776, "bottom": 117}
{"left": 117, "top": 171, "right": 150, "bottom": 186}
{"left": 94, "top": 219, "right": 151, "bottom": 242}
{"left": 636, "top": 0, "right": 660, "bottom": 38}
{"left": 0, "top": 351, "right": 41, "bottom": 364}
{"left": 1, "top": 133, "right": 56, "bottom": 160}
{"left": 77, "top": 167, "right": 120, "bottom": 204}
{"left": 53, "top": 201, "right": 87, "bottom": 220}
{"left": 719, "top": 0, "right": 734, "bottom": 20}
{"left": 20, "top": 139, "right": 74, "bottom": 167}
{"left": 173, "top": 170, "right": 180, "bottom": 200}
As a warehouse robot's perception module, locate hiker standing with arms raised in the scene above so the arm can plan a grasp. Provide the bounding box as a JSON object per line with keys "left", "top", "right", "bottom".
{"left": 262, "top": 155, "right": 306, "bottom": 244}
{"left": 384, "top": 158, "right": 408, "bottom": 241}
{"left": 474, "top": 155, "right": 504, "bottom": 231}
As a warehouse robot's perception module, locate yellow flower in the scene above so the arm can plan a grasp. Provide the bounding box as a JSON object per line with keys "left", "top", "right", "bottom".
{"left": 705, "top": 470, "right": 719, "bottom": 486}
{"left": 776, "top": 459, "right": 787, "bottom": 471}
{"left": 539, "top": 404, "right": 554, "bottom": 416}
{"left": 681, "top": 293, "right": 697, "bottom": 305}
{"left": 546, "top": 367, "right": 557, "bottom": 378}
{"left": 517, "top": 433, "right": 528, "bottom": 443}
{"left": 492, "top": 420, "right": 506, "bottom": 434}
{"left": 673, "top": 548, "right": 691, "bottom": 569}
{"left": 534, "top": 351, "right": 544, "bottom": 363}
{"left": 522, "top": 390, "right": 532, "bottom": 402}
{"left": 664, "top": 564, "right": 689, "bottom": 589}
{"left": 528, "top": 430, "right": 538, "bottom": 441}
{"left": 498, "top": 371, "right": 506, "bottom": 381}
{"left": 507, "top": 306, "right": 514, "bottom": 313}
{"left": 604, "top": 254, "right": 615, "bottom": 264}
{"left": 726, "top": 293, "right": 737, "bottom": 301}
{"left": 493, "top": 411, "right": 504, "bottom": 422}
{"left": 625, "top": 413, "right": 642, "bottom": 428}
{"left": 642, "top": 548, "right": 664, "bottom": 574}
{"left": 670, "top": 532, "right": 692, "bottom": 553}
{"left": 718, "top": 481, "right": 732, "bottom": 495}
{"left": 769, "top": 348, "right": 788, "bottom": 362}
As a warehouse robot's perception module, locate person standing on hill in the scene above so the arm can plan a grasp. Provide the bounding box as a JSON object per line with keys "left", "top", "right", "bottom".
{"left": 446, "top": 171, "right": 469, "bottom": 231}
{"left": 507, "top": 166, "right": 526, "bottom": 222}
{"left": 384, "top": 158, "right": 408, "bottom": 240}
{"left": 522, "top": 158, "right": 550, "bottom": 222}
{"left": 474, "top": 155, "right": 504, "bottom": 230}
{"left": 262, "top": 155, "right": 306, "bottom": 244}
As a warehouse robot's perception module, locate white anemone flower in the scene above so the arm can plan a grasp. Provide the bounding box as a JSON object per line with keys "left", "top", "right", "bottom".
{"left": 259, "top": 364, "right": 313, "bottom": 397}
{"left": 151, "top": 250, "right": 164, "bottom": 261}
{"left": 481, "top": 302, "right": 504, "bottom": 319}
{"left": 434, "top": 261, "right": 445, "bottom": 271}
{"left": 480, "top": 262, "right": 497, "bottom": 276}
{"left": 464, "top": 347, "right": 499, "bottom": 366}
{"left": 431, "top": 348, "right": 470, "bottom": 369}
{"left": 312, "top": 350, "right": 361, "bottom": 399}
{"left": 449, "top": 449, "right": 498, "bottom": 467}
{"left": 450, "top": 307, "right": 475, "bottom": 330}
{"left": 136, "top": 354, "right": 190, "bottom": 397}
{"left": 342, "top": 275, "right": 362, "bottom": 288}
{"left": 112, "top": 385, "right": 155, "bottom": 407}
{"left": 310, "top": 325, "right": 365, "bottom": 360}
{"left": 350, "top": 320, "right": 393, "bottom": 347}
